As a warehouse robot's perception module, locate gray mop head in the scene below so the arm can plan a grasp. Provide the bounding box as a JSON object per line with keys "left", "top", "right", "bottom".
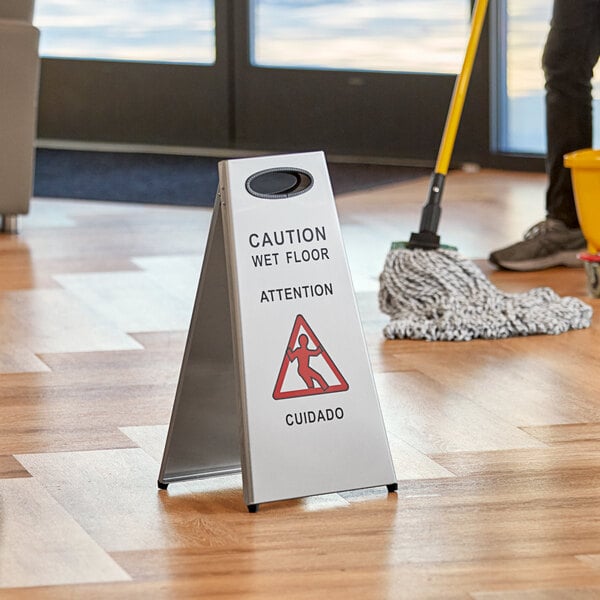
{"left": 379, "top": 247, "right": 593, "bottom": 341}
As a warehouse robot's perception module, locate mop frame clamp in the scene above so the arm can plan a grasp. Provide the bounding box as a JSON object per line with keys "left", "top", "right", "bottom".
{"left": 406, "top": 172, "right": 446, "bottom": 250}
{"left": 391, "top": 241, "right": 457, "bottom": 252}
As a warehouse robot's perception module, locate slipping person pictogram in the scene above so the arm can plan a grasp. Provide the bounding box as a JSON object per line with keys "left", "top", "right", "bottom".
{"left": 286, "top": 334, "right": 329, "bottom": 392}
{"left": 273, "top": 314, "right": 349, "bottom": 400}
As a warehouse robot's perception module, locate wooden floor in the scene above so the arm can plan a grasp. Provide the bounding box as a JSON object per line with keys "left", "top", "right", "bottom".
{"left": 1, "top": 168, "right": 599, "bottom": 599}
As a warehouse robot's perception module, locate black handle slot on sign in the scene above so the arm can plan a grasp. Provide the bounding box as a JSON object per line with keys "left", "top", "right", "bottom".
{"left": 246, "top": 168, "right": 313, "bottom": 199}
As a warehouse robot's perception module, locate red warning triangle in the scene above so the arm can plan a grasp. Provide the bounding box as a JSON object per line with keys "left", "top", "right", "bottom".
{"left": 273, "top": 314, "right": 349, "bottom": 400}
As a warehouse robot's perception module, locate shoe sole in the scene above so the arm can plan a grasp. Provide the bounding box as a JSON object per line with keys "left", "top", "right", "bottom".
{"left": 490, "top": 249, "right": 586, "bottom": 272}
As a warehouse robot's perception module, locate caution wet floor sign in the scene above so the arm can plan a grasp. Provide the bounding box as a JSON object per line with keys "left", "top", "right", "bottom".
{"left": 159, "top": 151, "right": 397, "bottom": 511}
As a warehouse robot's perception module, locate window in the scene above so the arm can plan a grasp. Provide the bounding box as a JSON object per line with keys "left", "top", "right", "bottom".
{"left": 33, "top": 0, "right": 216, "bottom": 64}
{"left": 501, "top": 0, "right": 600, "bottom": 154}
{"left": 251, "top": 0, "right": 470, "bottom": 74}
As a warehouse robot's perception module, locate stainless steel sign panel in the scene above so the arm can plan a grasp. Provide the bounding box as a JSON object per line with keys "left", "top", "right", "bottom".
{"left": 159, "top": 151, "right": 397, "bottom": 511}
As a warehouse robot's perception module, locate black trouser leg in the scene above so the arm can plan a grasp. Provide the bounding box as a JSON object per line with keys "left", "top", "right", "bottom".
{"left": 543, "top": 0, "right": 600, "bottom": 228}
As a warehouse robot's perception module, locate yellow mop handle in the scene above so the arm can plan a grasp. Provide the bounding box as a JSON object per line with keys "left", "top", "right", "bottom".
{"left": 435, "top": 0, "right": 489, "bottom": 176}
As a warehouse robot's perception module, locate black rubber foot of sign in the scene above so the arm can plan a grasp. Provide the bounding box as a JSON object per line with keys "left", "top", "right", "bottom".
{"left": 247, "top": 504, "right": 259, "bottom": 513}
{"left": 386, "top": 483, "right": 398, "bottom": 493}
{"left": 157, "top": 481, "right": 169, "bottom": 490}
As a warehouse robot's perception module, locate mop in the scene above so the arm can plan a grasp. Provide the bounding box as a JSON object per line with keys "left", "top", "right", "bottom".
{"left": 379, "top": 0, "right": 592, "bottom": 341}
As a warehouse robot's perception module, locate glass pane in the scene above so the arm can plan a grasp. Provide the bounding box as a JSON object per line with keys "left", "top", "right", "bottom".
{"left": 33, "top": 0, "right": 215, "bottom": 64}
{"left": 503, "top": 0, "right": 600, "bottom": 153}
{"left": 252, "top": 0, "right": 470, "bottom": 74}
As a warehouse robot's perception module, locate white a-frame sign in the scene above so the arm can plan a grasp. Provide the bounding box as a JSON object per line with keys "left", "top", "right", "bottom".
{"left": 158, "top": 151, "right": 397, "bottom": 511}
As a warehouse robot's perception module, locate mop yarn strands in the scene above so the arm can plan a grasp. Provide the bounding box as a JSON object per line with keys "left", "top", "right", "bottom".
{"left": 379, "top": 248, "right": 593, "bottom": 341}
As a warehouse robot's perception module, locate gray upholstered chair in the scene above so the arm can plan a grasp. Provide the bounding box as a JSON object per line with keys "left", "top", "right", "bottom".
{"left": 0, "top": 0, "right": 39, "bottom": 233}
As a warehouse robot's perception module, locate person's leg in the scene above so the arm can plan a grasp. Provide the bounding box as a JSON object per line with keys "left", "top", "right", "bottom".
{"left": 543, "top": 0, "right": 600, "bottom": 227}
{"left": 489, "top": 0, "right": 600, "bottom": 270}
{"left": 307, "top": 368, "right": 328, "bottom": 391}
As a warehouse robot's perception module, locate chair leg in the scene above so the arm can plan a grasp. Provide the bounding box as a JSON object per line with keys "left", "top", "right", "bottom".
{"left": 1, "top": 215, "right": 19, "bottom": 234}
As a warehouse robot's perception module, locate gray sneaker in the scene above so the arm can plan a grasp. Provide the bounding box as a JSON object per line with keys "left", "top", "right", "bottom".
{"left": 489, "top": 218, "right": 586, "bottom": 271}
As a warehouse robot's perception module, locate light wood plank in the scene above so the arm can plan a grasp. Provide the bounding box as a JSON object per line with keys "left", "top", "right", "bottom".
{"left": 577, "top": 554, "right": 600, "bottom": 570}
{"left": 471, "top": 589, "right": 600, "bottom": 599}
{"left": 381, "top": 340, "right": 599, "bottom": 428}
{"left": 0, "top": 478, "right": 130, "bottom": 588}
{"left": 523, "top": 424, "right": 600, "bottom": 444}
{"left": 0, "top": 256, "right": 140, "bottom": 290}
{"left": 119, "top": 424, "right": 169, "bottom": 462}
{"left": 375, "top": 371, "right": 546, "bottom": 453}
{"left": 0, "top": 348, "right": 50, "bottom": 374}
{"left": 52, "top": 271, "right": 193, "bottom": 333}
{"left": 431, "top": 443, "right": 600, "bottom": 477}
{"left": 385, "top": 433, "right": 455, "bottom": 480}
{"left": 131, "top": 255, "right": 202, "bottom": 302}
{"left": 0, "top": 289, "right": 142, "bottom": 354}
{"left": 15, "top": 449, "right": 242, "bottom": 553}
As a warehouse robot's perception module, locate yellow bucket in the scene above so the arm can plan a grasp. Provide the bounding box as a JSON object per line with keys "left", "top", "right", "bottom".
{"left": 564, "top": 148, "right": 600, "bottom": 254}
